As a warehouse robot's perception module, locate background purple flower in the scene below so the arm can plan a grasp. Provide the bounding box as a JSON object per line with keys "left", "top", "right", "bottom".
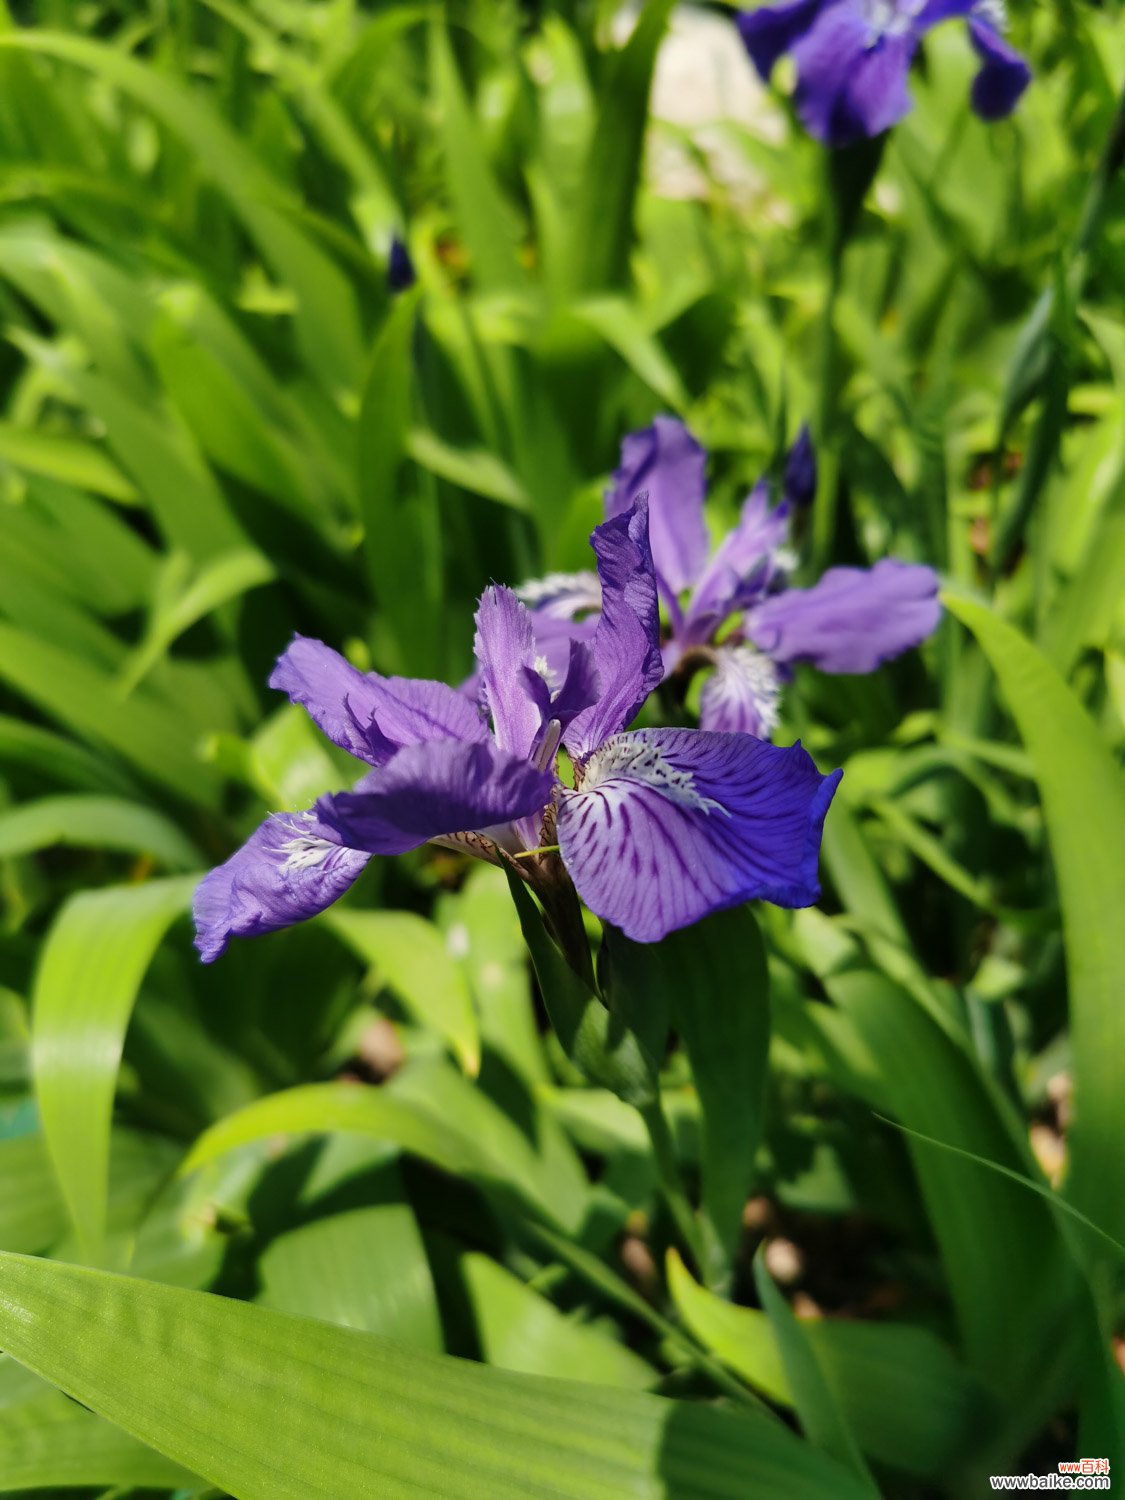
{"left": 195, "top": 500, "right": 841, "bottom": 959}
{"left": 521, "top": 417, "right": 941, "bottom": 740}
{"left": 737, "top": 0, "right": 1031, "bottom": 147}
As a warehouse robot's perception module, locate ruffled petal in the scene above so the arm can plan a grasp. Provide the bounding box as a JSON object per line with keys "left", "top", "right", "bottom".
{"left": 271, "top": 635, "right": 487, "bottom": 766}
{"left": 736, "top": 0, "right": 827, "bottom": 81}
{"left": 747, "top": 558, "right": 941, "bottom": 674}
{"left": 605, "top": 417, "right": 709, "bottom": 596}
{"left": 564, "top": 500, "right": 664, "bottom": 761}
{"left": 967, "top": 16, "right": 1030, "bottom": 121}
{"left": 314, "top": 739, "right": 554, "bottom": 856}
{"left": 194, "top": 809, "right": 369, "bottom": 963}
{"left": 699, "top": 645, "right": 784, "bottom": 738}
{"left": 684, "top": 481, "right": 790, "bottom": 641}
{"left": 474, "top": 585, "right": 545, "bottom": 761}
{"left": 792, "top": 5, "right": 916, "bottom": 145}
{"left": 558, "top": 728, "right": 841, "bottom": 942}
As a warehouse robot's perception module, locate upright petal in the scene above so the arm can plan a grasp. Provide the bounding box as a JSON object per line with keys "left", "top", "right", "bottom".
{"left": 271, "top": 635, "right": 487, "bottom": 765}
{"left": 685, "top": 480, "right": 790, "bottom": 641}
{"left": 747, "top": 558, "right": 941, "bottom": 674}
{"left": 558, "top": 728, "right": 841, "bottom": 942}
{"left": 699, "top": 645, "right": 785, "bottom": 738}
{"left": 606, "top": 417, "right": 709, "bottom": 596}
{"left": 967, "top": 16, "right": 1030, "bottom": 121}
{"left": 563, "top": 501, "right": 664, "bottom": 761}
{"left": 474, "top": 586, "right": 545, "bottom": 760}
{"left": 736, "top": 0, "right": 826, "bottom": 81}
{"left": 194, "top": 810, "right": 369, "bottom": 963}
{"left": 792, "top": 6, "right": 916, "bottom": 145}
{"left": 315, "top": 739, "right": 554, "bottom": 856}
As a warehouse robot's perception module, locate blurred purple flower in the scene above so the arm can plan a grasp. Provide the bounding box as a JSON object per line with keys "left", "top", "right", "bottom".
{"left": 387, "top": 235, "right": 416, "bottom": 292}
{"left": 195, "top": 501, "right": 841, "bottom": 957}
{"left": 521, "top": 417, "right": 940, "bottom": 740}
{"left": 736, "top": 0, "right": 1030, "bottom": 147}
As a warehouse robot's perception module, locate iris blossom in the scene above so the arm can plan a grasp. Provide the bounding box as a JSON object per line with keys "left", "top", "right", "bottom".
{"left": 736, "top": 0, "right": 1031, "bottom": 147}
{"left": 194, "top": 500, "right": 841, "bottom": 956}
{"left": 519, "top": 417, "right": 940, "bottom": 740}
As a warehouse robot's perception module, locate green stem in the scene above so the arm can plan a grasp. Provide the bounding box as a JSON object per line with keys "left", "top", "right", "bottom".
{"left": 522, "top": 1221, "right": 778, "bottom": 1417}
{"left": 638, "top": 1095, "right": 708, "bottom": 1275}
{"left": 811, "top": 245, "right": 843, "bottom": 573}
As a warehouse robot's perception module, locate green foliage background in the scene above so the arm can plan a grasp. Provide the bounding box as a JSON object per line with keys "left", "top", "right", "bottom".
{"left": 0, "top": 1, "right": 1122, "bottom": 1495}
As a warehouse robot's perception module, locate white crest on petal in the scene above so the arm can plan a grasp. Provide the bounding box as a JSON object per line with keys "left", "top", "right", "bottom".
{"left": 580, "top": 731, "right": 728, "bottom": 816}
{"left": 705, "top": 646, "right": 782, "bottom": 739}
{"left": 278, "top": 813, "right": 338, "bottom": 873}
{"left": 516, "top": 571, "right": 602, "bottom": 619}
{"left": 972, "top": 0, "right": 1007, "bottom": 28}
{"left": 861, "top": 0, "right": 925, "bottom": 43}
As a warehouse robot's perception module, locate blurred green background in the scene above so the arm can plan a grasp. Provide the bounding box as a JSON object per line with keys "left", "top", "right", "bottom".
{"left": 0, "top": 1, "right": 1122, "bottom": 1496}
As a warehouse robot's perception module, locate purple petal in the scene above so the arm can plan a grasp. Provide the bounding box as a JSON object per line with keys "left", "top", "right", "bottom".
{"left": 915, "top": 0, "right": 975, "bottom": 22}
{"left": 547, "top": 639, "right": 600, "bottom": 728}
{"left": 558, "top": 728, "right": 841, "bottom": 942}
{"left": 699, "top": 646, "right": 784, "bottom": 739}
{"left": 783, "top": 424, "right": 817, "bottom": 510}
{"left": 563, "top": 500, "right": 664, "bottom": 761}
{"left": 194, "top": 810, "right": 369, "bottom": 963}
{"left": 605, "top": 417, "right": 709, "bottom": 596}
{"left": 747, "top": 559, "right": 941, "bottom": 674}
{"left": 684, "top": 481, "right": 790, "bottom": 641}
{"left": 792, "top": 6, "right": 916, "bottom": 145}
{"left": 314, "top": 739, "right": 553, "bottom": 856}
{"left": 474, "top": 586, "right": 545, "bottom": 760}
{"left": 271, "top": 635, "right": 487, "bottom": 766}
{"left": 735, "top": 0, "right": 826, "bottom": 81}
{"left": 529, "top": 610, "right": 601, "bottom": 690}
{"left": 967, "top": 17, "right": 1030, "bottom": 121}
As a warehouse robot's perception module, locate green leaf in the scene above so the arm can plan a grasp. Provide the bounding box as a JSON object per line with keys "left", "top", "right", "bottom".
{"left": 182, "top": 1057, "right": 589, "bottom": 1235}
{"left": 567, "top": 0, "right": 675, "bottom": 291}
{"left": 259, "top": 1162, "right": 442, "bottom": 1349}
{"left": 356, "top": 293, "right": 443, "bottom": 675}
{"left": 808, "top": 968, "right": 1076, "bottom": 1426}
{"left": 606, "top": 908, "right": 770, "bottom": 1289}
{"left": 669, "top": 1252, "right": 987, "bottom": 1478}
{"left": 429, "top": 22, "right": 526, "bottom": 293}
{"left": 752, "top": 1248, "right": 877, "bottom": 1491}
{"left": 0, "top": 32, "right": 363, "bottom": 391}
{"left": 0, "top": 1135, "right": 67, "bottom": 1254}
{"left": 0, "top": 795, "right": 199, "bottom": 869}
{"left": 459, "top": 1251, "right": 654, "bottom": 1388}
{"left": 327, "top": 908, "right": 481, "bottom": 1076}
{"left": 118, "top": 548, "right": 276, "bottom": 695}
{"left": 0, "top": 1251, "right": 873, "bottom": 1500}
{"left": 406, "top": 427, "right": 530, "bottom": 511}
{"left": 31, "top": 876, "right": 197, "bottom": 1261}
{"left": 0, "top": 624, "right": 220, "bottom": 806}
{"left": 507, "top": 872, "right": 659, "bottom": 1107}
{"left": 0, "top": 420, "right": 136, "bottom": 502}
{"left": 945, "top": 593, "right": 1125, "bottom": 1246}
{"left": 0, "top": 1375, "right": 197, "bottom": 1493}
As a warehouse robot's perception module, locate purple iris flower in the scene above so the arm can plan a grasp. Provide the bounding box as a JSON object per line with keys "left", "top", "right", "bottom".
{"left": 194, "top": 500, "right": 841, "bottom": 956}
{"left": 519, "top": 417, "right": 940, "bottom": 741}
{"left": 737, "top": 0, "right": 1030, "bottom": 147}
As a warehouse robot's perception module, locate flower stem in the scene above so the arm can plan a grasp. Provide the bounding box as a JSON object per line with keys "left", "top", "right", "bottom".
{"left": 638, "top": 1094, "right": 708, "bottom": 1275}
